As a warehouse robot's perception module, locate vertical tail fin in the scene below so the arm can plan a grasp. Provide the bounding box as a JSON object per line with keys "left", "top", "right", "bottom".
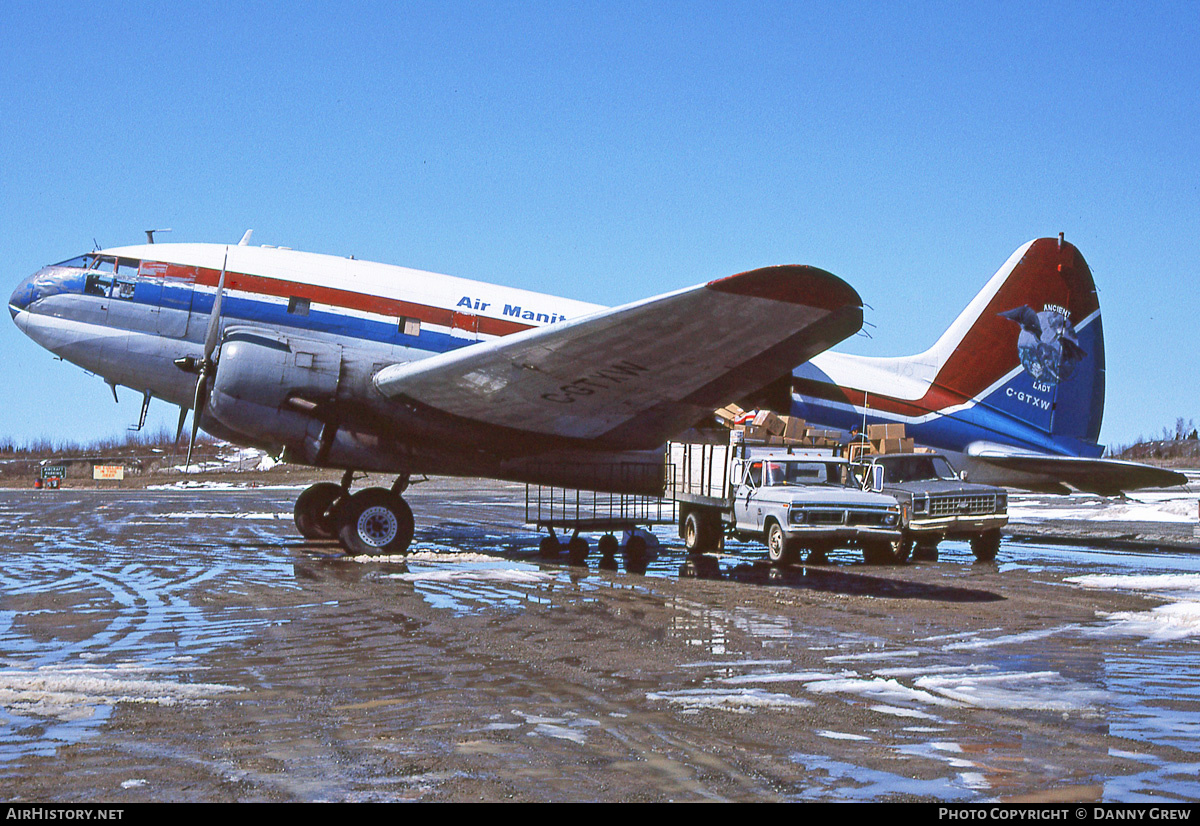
{"left": 795, "top": 237, "right": 1106, "bottom": 457}
{"left": 928, "top": 237, "right": 1104, "bottom": 455}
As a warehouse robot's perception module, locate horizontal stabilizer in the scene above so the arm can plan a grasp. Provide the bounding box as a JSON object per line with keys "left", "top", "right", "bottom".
{"left": 967, "top": 451, "right": 1187, "bottom": 496}
{"left": 375, "top": 265, "right": 863, "bottom": 449}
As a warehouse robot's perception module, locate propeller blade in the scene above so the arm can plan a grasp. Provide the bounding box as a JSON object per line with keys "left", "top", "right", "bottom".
{"left": 185, "top": 370, "right": 209, "bottom": 470}
{"left": 185, "top": 248, "right": 229, "bottom": 471}
{"left": 175, "top": 405, "right": 188, "bottom": 444}
{"left": 204, "top": 249, "right": 229, "bottom": 361}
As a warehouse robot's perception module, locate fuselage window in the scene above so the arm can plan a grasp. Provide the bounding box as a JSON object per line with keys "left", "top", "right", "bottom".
{"left": 399, "top": 316, "right": 420, "bottom": 337}
{"left": 288, "top": 296, "right": 311, "bottom": 315}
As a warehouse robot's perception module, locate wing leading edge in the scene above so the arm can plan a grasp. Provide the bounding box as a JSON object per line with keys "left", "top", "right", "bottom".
{"left": 374, "top": 265, "right": 862, "bottom": 450}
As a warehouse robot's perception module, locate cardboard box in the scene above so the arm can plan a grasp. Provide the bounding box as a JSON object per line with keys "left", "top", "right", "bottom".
{"left": 876, "top": 437, "right": 915, "bottom": 454}
{"left": 752, "top": 410, "right": 786, "bottom": 436}
{"left": 743, "top": 424, "right": 772, "bottom": 442}
{"left": 713, "top": 404, "right": 743, "bottom": 427}
{"left": 878, "top": 438, "right": 903, "bottom": 454}
{"left": 867, "top": 423, "right": 906, "bottom": 441}
{"left": 781, "top": 416, "right": 807, "bottom": 441}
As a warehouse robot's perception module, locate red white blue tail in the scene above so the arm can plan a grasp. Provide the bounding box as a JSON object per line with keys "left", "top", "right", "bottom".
{"left": 792, "top": 237, "right": 1105, "bottom": 458}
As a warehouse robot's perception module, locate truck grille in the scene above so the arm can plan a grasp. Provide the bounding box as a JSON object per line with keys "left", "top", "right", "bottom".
{"left": 798, "top": 509, "right": 893, "bottom": 527}
{"left": 848, "top": 511, "right": 892, "bottom": 527}
{"left": 929, "top": 494, "right": 995, "bottom": 517}
{"left": 807, "top": 510, "right": 845, "bottom": 525}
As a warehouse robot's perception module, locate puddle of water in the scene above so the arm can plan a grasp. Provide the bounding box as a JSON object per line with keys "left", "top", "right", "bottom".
{"left": 0, "top": 491, "right": 293, "bottom": 759}
{"left": 788, "top": 750, "right": 976, "bottom": 801}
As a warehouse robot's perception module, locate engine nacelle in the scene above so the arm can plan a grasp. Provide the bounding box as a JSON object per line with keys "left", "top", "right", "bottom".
{"left": 207, "top": 328, "right": 341, "bottom": 453}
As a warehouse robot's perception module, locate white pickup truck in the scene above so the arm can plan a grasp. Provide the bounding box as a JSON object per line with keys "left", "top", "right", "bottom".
{"left": 668, "top": 439, "right": 904, "bottom": 565}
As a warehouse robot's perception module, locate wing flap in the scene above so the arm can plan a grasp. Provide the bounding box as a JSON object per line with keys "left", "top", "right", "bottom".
{"left": 374, "top": 265, "right": 862, "bottom": 448}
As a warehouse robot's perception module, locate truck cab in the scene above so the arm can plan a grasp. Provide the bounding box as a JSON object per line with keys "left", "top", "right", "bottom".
{"left": 727, "top": 452, "right": 903, "bottom": 565}
{"left": 854, "top": 452, "right": 1008, "bottom": 561}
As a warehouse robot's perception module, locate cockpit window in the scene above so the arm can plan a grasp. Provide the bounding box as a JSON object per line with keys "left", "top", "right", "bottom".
{"left": 84, "top": 272, "right": 113, "bottom": 297}
{"left": 53, "top": 254, "right": 92, "bottom": 269}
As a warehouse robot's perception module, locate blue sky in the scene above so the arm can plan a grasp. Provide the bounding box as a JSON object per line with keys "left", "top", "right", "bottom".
{"left": 2, "top": 1, "right": 1197, "bottom": 449}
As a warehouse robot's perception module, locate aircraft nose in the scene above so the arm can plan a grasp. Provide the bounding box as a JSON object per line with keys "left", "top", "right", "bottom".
{"left": 9, "top": 273, "right": 37, "bottom": 319}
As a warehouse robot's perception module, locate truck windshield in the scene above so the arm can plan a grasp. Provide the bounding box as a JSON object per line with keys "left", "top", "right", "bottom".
{"left": 874, "top": 456, "right": 958, "bottom": 482}
{"left": 763, "top": 461, "right": 849, "bottom": 487}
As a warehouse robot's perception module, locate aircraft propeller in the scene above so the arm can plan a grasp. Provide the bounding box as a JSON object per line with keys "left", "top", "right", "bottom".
{"left": 173, "top": 248, "right": 229, "bottom": 470}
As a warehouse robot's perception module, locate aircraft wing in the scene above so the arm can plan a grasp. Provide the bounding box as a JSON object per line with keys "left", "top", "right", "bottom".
{"left": 374, "top": 266, "right": 862, "bottom": 450}
{"left": 966, "top": 448, "right": 1188, "bottom": 495}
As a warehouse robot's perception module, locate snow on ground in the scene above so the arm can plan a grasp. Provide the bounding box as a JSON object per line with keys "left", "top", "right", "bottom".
{"left": 1008, "top": 478, "right": 1200, "bottom": 524}
{"left": 1067, "top": 573, "right": 1200, "bottom": 640}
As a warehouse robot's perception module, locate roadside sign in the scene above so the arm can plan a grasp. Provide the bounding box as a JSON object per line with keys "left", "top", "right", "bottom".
{"left": 93, "top": 465, "right": 125, "bottom": 481}
{"left": 41, "top": 465, "right": 65, "bottom": 480}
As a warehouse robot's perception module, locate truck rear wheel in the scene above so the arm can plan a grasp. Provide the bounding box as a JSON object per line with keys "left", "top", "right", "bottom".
{"left": 682, "top": 510, "right": 721, "bottom": 555}
{"left": 765, "top": 521, "right": 799, "bottom": 566}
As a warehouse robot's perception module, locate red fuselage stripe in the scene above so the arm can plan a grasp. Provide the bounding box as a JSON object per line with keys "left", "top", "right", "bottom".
{"left": 146, "top": 260, "right": 535, "bottom": 338}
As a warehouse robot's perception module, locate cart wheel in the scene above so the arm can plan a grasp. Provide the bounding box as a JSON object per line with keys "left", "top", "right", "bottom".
{"left": 538, "top": 535, "right": 561, "bottom": 558}
{"left": 567, "top": 536, "right": 589, "bottom": 565}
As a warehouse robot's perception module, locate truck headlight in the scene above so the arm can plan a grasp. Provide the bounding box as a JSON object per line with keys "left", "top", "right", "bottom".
{"left": 790, "top": 510, "right": 806, "bottom": 525}
{"left": 912, "top": 496, "right": 929, "bottom": 514}
{"left": 996, "top": 493, "right": 1007, "bottom": 513}
{"left": 883, "top": 512, "right": 898, "bottom": 526}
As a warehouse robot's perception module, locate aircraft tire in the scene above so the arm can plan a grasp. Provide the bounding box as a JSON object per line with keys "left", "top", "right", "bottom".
{"left": 336, "top": 487, "right": 414, "bottom": 556}
{"left": 970, "top": 529, "right": 1002, "bottom": 562}
{"left": 294, "top": 482, "right": 343, "bottom": 540}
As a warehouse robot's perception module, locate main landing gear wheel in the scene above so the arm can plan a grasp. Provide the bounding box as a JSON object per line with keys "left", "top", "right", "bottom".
{"left": 336, "top": 487, "right": 414, "bottom": 556}
{"left": 294, "top": 482, "right": 343, "bottom": 540}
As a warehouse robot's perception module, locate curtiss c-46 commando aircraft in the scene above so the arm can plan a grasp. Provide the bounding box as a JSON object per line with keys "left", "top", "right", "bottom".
{"left": 9, "top": 235, "right": 864, "bottom": 555}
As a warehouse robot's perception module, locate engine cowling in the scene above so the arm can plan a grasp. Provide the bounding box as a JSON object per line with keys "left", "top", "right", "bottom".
{"left": 207, "top": 327, "right": 341, "bottom": 453}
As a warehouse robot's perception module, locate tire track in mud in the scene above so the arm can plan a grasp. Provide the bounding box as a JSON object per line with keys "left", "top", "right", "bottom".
{"left": 0, "top": 491, "right": 289, "bottom": 763}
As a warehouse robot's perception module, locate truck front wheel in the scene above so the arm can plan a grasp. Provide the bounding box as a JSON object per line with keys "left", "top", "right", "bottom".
{"left": 765, "top": 521, "right": 799, "bottom": 566}
{"left": 971, "top": 529, "right": 1002, "bottom": 562}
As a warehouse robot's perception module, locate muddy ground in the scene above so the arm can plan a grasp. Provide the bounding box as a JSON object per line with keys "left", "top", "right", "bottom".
{"left": 0, "top": 479, "right": 1198, "bottom": 802}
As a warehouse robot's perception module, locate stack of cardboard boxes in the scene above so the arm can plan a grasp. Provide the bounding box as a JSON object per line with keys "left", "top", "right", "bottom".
{"left": 865, "top": 423, "right": 915, "bottom": 454}
{"left": 713, "top": 405, "right": 841, "bottom": 448}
